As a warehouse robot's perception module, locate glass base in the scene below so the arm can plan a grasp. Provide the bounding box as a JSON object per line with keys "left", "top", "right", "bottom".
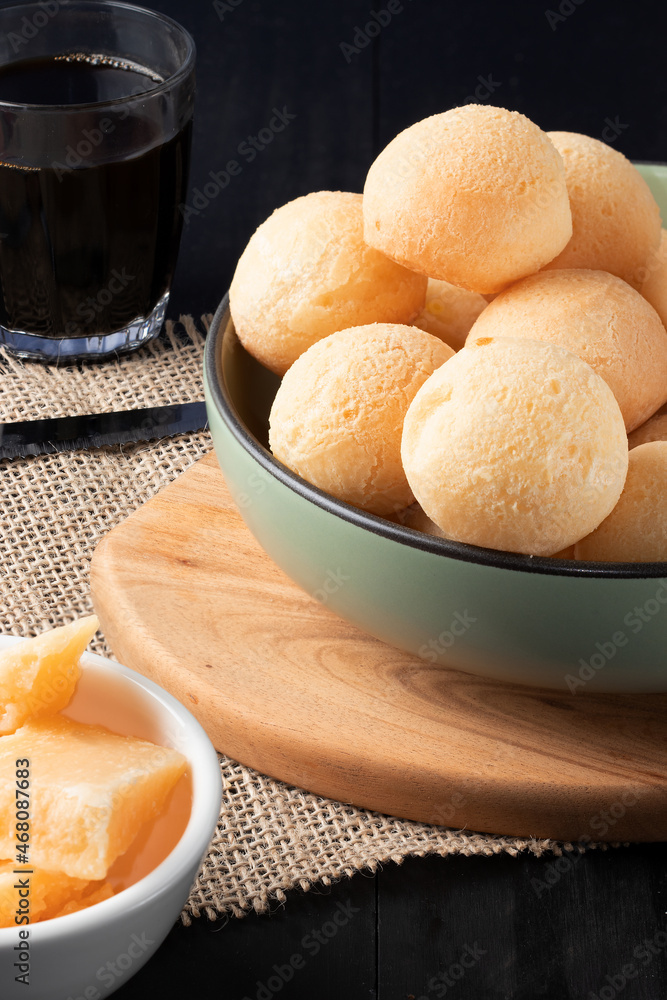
{"left": 0, "top": 291, "right": 170, "bottom": 363}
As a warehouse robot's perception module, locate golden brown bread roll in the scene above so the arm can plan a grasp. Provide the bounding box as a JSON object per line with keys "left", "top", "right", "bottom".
{"left": 575, "top": 442, "right": 667, "bottom": 562}
{"left": 269, "top": 324, "right": 453, "bottom": 516}
{"left": 628, "top": 404, "right": 667, "bottom": 450}
{"left": 467, "top": 269, "right": 667, "bottom": 432}
{"left": 230, "top": 191, "right": 427, "bottom": 375}
{"left": 395, "top": 502, "right": 448, "bottom": 538}
{"left": 641, "top": 228, "right": 667, "bottom": 327}
{"left": 363, "top": 105, "right": 572, "bottom": 294}
{"left": 401, "top": 337, "right": 628, "bottom": 556}
{"left": 544, "top": 132, "right": 661, "bottom": 288}
{"left": 413, "top": 278, "right": 487, "bottom": 351}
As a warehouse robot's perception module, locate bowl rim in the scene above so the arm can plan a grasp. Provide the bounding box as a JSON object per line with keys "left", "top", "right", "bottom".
{"left": 0, "top": 636, "right": 222, "bottom": 943}
{"left": 206, "top": 290, "right": 667, "bottom": 580}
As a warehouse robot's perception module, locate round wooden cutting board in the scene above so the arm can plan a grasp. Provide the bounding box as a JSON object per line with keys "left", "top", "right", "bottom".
{"left": 90, "top": 451, "right": 667, "bottom": 842}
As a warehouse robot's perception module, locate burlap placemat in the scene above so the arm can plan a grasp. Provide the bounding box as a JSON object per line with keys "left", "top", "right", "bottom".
{"left": 0, "top": 320, "right": 599, "bottom": 922}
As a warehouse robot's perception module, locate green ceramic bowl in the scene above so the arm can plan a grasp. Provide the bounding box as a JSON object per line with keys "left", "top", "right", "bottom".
{"left": 205, "top": 164, "right": 667, "bottom": 693}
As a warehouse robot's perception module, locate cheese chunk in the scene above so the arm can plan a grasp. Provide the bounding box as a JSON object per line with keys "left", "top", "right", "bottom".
{"left": 0, "top": 860, "right": 112, "bottom": 927}
{"left": 48, "top": 881, "right": 115, "bottom": 919}
{"left": 0, "top": 717, "right": 187, "bottom": 880}
{"left": 0, "top": 616, "right": 99, "bottom": 735}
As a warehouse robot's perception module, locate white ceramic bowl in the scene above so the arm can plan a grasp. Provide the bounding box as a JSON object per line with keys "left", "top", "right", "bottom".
{"left": 0, "top": 636, "right": 222, "bottom": 1000}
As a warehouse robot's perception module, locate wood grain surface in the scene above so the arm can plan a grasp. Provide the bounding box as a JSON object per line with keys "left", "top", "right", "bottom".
{"left": 91, "top": 452, "right": 667, "bottom": 843}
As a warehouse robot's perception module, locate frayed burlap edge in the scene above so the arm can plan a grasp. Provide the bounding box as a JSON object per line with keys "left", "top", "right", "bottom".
{"left": 183, "top": 756, "right": 613, "bottom": 923}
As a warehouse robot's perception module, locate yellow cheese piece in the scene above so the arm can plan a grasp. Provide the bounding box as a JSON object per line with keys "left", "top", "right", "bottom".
{"left": 0, "top": 860, "right": 111, "bottom": 927}
{"left": 47, "top": 881, "right": 115, "bottom": 919}
{"left": 0, "top": 616, "right": 99, "bottom": 735}
{"left": 0, "top": 716, "right": 188, "bottom": 880}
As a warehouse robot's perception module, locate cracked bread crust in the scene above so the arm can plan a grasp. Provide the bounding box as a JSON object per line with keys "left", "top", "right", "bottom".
{"left": 269, "top": 323, "right": 453, "bottom": 516}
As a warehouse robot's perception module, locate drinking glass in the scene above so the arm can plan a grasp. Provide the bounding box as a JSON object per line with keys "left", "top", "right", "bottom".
{"left": 0, "top": 1, "right": 195, "bottom": 361}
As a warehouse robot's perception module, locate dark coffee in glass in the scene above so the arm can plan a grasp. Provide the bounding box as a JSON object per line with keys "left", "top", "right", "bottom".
{"left": 0, "top": 4, "right": 195, "bottom": 361}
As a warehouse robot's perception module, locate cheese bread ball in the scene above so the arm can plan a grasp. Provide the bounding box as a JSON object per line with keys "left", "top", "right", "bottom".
{"left": 363, "top": 105, "right": 572, "bottom": 295}
{"left": 229, "top": 191, "right": 427, "bottom": 376}
{"left": 575, "top": 442, "right": 667, "bottom": 562}
{"left": 467, "top": 269, "right": 667, "bottom": 432}
{"left": 413, "top": 278, "right": 487, "bottom": 351}
{"left": 401, "top": 337, "right": 628, "bottom": 556}
{"left": 397, "top": 503, "right": 448, "bottom": 538}
{"left": 550, "top": 545, "right": 575, "bottom": 560}
{"left": 398, "top": 500, "right": 571, "bottom": 550}
{"left": 628, "top": 404, "right": 667, "bottom": 450}
{"left": 544, "top": 132, "right": 661, "bottom": 288}
{"left": 641, "top": 228, "right": 667, "bottom": 327}
{"left": 269, "top": 324, "right": 453, "bottom": 516}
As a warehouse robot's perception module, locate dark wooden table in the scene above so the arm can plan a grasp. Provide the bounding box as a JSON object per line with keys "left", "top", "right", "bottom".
{"left": 117, "top": 1, "right": 667, "bottom": 996}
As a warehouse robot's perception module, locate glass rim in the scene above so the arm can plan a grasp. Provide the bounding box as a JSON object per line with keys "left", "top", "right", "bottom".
{"left": 0, "top": 0, "right": 196, "bottom": 113}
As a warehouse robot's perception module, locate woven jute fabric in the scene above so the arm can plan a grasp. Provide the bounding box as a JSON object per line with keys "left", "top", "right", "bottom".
{"left": 0, "top": 319, "right": 597, "bottom": 922}
{"left": 0, "top": 317, "right": 210, "bottom": 423}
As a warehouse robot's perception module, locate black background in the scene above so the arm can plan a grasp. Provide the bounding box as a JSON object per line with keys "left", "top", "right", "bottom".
{"left": 106, "top": 0, "right": 667, "bottom": 996}
{"left": 159, "top": 0, "right": 667, "bottom": 318}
